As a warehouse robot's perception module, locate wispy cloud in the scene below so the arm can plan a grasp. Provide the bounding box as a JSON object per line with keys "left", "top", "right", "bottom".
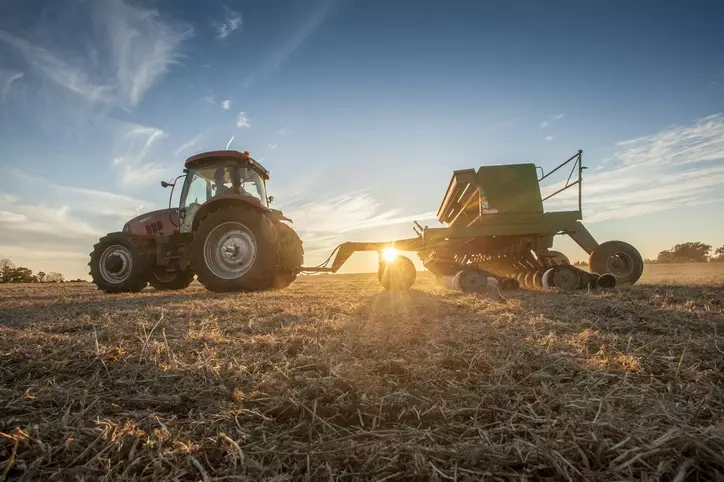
{"left": 203, "top": 92, "right": 215, "bottom": 104}
{"left": 111, "top": 122, "right": 170, "bottom": 186}
{"left": 542, "top": 113, "right": 724, "bottom": 221}
{"left": 0, "top": 0, "right": 191, "bottom": 108}
{"left": 214, "top": 7, "right": 242, "bottom": 39}
{"left": 236, "top": 111, "right": 250, "bottom": 128}
{"left": 282, "top": 191, "right": 436, "bottom": 258}
{"left": 243, "top": 0, "right": 336, "bottom": 87}
{"left": 221, "top": 99, "right": 231, "bottom": 110}
{"left": 0, "top": 30, "right": 115, "bottom": 103}
{"left": 0, "top": 69, "right": 24, "bottom": 100}
{"left": 175, "top": 129, "right": 209, "bottom": 156}
{"left": 268, "top": 144, "right": 278, "bottom": 149}
{"left": 540, "top": 112, "right": 565, "bottom": 128}
{"left": 545, "top": 135, "right": 553, "bottom": 141}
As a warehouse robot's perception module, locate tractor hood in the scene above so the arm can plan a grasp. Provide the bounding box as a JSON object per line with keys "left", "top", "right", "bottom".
{"left": 123, "top": 208, "right": 179, "bottom": 237}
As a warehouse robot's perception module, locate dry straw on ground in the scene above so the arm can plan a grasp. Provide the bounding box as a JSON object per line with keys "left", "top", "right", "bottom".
{"left": 1, "top": 271, "right": 724, "bottom": 481}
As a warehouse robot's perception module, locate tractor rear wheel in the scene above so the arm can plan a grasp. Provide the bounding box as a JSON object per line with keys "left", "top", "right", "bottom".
{"left": 89, "top": 233, "right": 152, "bottom": 293}
{"left": 149, "top": 267, "right": 196, "bottom": 291}
{"left": 192, "top": 207, "right": 278, "bottom": 292}
{"left": 589, "top": 241, "right": 643, "bottom": 285}
{"left": 272, "top": 222, "right": 304, "bottom": 289}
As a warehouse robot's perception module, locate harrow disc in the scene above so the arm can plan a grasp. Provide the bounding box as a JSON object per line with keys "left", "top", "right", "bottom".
{"left": 541, "top": 268, "right": 556, "bottom": 288}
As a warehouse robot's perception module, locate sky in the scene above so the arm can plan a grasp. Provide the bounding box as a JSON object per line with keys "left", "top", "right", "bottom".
{"left": 1, "top": 0, "right": 724, "bottom": 279}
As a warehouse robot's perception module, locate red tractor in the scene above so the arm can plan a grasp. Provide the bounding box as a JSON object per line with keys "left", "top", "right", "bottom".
{"left": 89, "top": 150, "right": 303, "bottom": 293}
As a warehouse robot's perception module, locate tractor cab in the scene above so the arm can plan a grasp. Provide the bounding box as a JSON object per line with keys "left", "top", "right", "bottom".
{"left": 177, "top": 150, "right": 271, "bottom": 233}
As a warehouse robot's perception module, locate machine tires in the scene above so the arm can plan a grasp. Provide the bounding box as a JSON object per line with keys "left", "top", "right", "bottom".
{"left": 379, "top": 255, "right": 416, "bottom": 290}
{"left": 149, "top": 267, "right": 196, "bottom": 291}
{"left": 89, "top": 233, "right": 152, "bottom": 293}
{"left": 272, "top": 222, "right": 304, "bottom": 290}
{"left": 192, "top": 207, "right": 278, "bottom": 292}
{"left": 589, "top": 241, "right": 644, "bottom": 285}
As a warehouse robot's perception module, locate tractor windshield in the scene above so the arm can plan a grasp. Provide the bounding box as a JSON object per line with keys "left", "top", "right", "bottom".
{"left": 180, "top": 164, "right": 268, "bottom": 208}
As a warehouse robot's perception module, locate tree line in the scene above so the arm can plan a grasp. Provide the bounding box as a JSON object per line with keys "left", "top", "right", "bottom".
{"left": 649, "top": 242, "right": 724, "bottom": 264}
{"left": 0, "top": 258, "right": 81, "bottom": 284}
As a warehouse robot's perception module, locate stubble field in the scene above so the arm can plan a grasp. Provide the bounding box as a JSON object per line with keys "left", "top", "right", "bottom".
{"left": 1, "top": 263, "right": 724, "bottom": 481}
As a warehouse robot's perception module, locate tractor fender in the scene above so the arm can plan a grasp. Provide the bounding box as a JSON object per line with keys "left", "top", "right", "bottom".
{"left": 124, "top": 208, "right": 180, "bottom": 237}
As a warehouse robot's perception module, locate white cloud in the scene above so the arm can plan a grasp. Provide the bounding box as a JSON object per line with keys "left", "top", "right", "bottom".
{"left": 0, "top": 69, "right": 24, "bottom": 100}
{"left": 540, "top": 112, "right": 565, "bottom": 128}
{"left": 0, "top": 210, "right": 27, "bottom": 223}
{"left": 268, "top": 144, "right": 278, "bottom": 149}
{"left": 214, "top": 8, "right": 242, "bottom": 39}
{"left": 236, "top": 111, "right": 250, "bottom": 128}
{"left": 0, "top": 30, "right": 115, "bottom": 103}
{"left": 221, "top": 99, "right": 231, "bottom": 110}
{"left": 283, "top": 191, "right": 436, "bottom": 254}
{"left": 112, "top": 122, "right": 171, "bottom": 186}
{"left": 0, "top": 0, "right": 191, "bottom": 108}
{"left": 175, "top": 129, "right": 209, "bottom": 156}
{"left": 545, "top": 136, "right": 553, "bottom": 141}
{"left": 542, "top": 113, "right": 724, "bottom": 222}
{"left": 204, "top": 93, "right": 215, "bottom": 104}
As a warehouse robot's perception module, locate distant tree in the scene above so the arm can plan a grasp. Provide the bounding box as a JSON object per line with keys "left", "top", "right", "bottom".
{"left": 656, "top": 242, "right": 711, "bottom": 263}
{"left": 46, "top": 272, "right": 65, "bottom": 283}
{"left": 712, "top": 245, "right": 724, "bottom": 262}
{"left": 0, "top": 258, "right": 15, "bottom": 283}
{"left": 36, "top": 271, "right": 46, "bottom": 283}
{"left": 6, "top": 266, "right": 35, "bottom": 283}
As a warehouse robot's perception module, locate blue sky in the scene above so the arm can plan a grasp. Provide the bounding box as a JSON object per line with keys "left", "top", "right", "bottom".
{"left": 1, "top": 0, "right": 724, "bottom": 279}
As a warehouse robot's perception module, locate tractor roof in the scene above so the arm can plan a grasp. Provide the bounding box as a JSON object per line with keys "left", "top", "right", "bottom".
{"left": 184, "top": 150, "right": 270, "bottom": 179}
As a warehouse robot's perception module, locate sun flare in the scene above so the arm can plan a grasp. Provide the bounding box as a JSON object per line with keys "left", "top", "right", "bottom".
{"left": 382, "top": 247, "right": 399, "bottom": 262}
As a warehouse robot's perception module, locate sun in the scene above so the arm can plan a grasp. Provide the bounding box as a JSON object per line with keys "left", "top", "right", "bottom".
{"left": 382, "top": 247, "right": 399, "bottom": 262}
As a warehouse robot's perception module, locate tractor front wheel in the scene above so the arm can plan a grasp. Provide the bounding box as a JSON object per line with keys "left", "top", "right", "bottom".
{"left": 89, "top": 233, "right": 152, "bottom": 293}
{"left": 149, "top": 267, "right": 196, "bottom": 291}
{"left": 589, "top": 240, "right": 644, "bottom": 285}
{"left": 192, "top": 207, "right": 277, "bottom": 292}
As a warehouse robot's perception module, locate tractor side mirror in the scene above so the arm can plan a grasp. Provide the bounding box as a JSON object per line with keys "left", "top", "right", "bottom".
{"left": 268, "top": 196, "right": 274, "bottom": 204}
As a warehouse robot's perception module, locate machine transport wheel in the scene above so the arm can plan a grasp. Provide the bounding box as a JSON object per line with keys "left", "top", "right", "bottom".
{"left": 89, "top": 233, "right": 152, "bottom": 293}
{"left": 452, "top": 267, "right": 488, "bottom": 292}
{"left": 149, "top": 267, "right": 196, "bottom": 290}
{"left": 596, "top": 273, "right": 617, "bottom": 289}
{"left": 378, "top": 255, "right": 416, "bottom": 290}
{"left": 589, "top": 240, "right": 644, "bottom": 285}
{"left": 192, "top": 207, "right": 278, "bottom": 292}
{"left": 541, "top": 268, "right": 556, "bottom": 288}
{"left": 551, "top": 266, "right": 581, "bottom": 291}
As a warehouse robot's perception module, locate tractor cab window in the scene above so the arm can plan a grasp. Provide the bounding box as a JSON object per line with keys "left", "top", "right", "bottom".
{"left": 239, "top": 167, "right": 268, "bottom": 206}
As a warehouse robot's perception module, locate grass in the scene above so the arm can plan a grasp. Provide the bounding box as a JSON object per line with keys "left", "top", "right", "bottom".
{"left": 1, "top": 263, "right": 724, "bottom": 481}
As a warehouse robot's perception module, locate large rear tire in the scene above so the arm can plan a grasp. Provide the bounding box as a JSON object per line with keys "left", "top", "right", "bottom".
{"left": 89, "top": 233, "right": 152, "bottom": 293}
{"left": 272, "top": 222, "right": 304, "bottom": 289}
{"left": 589, "top": 240, "right": 643, "bottom": 285}
{"left": 149, "top": 267, "right": 196, "bottom": 291}
{"left": 191, "top": 207, "right": 278, "bottom": 292}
